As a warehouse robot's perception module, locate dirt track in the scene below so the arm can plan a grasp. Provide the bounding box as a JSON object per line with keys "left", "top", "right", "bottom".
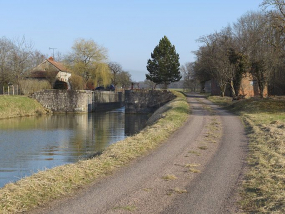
{"left": 30, "top": 94, "right": 247, "bottom": 214}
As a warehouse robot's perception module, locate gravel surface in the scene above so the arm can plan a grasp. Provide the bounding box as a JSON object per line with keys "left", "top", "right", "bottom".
{"left": 30, "top": 94, "right": 247, "bottom": 214}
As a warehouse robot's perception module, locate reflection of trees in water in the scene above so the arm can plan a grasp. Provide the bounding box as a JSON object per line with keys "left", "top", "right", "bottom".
{"left": 125, "top": 113, "right": 150, "bottom": 136}
{"left": 0, "top": 108, "right": 151, "bottom": 187}
{"left": 0, "top": 110, "right": 149, "bottom": 165}
{"left": 89, "top": 111, "right": 125, "bottom": 153}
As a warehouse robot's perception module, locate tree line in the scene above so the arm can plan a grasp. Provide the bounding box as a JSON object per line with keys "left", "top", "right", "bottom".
{"left": 183, "top": 0, "right": 285, "bottom": 97}
{"left": 0, "top": 37, "right": 132, "bottom": 93}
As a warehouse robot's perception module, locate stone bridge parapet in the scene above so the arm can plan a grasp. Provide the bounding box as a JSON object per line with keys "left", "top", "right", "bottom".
{"left": 125, "top": 90, "right": 176, "bottom": 113}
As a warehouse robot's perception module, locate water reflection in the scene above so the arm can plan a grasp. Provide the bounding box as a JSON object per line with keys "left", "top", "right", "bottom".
{"left": 0, "top": 107, "right": 149, "bottom": 188}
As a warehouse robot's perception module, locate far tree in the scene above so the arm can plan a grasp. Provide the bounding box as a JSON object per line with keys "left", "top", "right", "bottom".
{"left": 65, "top": 38, "right": 110, "bottom": 88}
{"left": 197, "top": 27, "right": 235, "bottom": 97}
{"left": 235, "top": 11, "right": 274, "bottom": 97}
{"left": 108, "top": 62, "right": 122, "bottom": 87}
{"left": 181, "top": 62, "right": 199, "bottom": 92}
{"left": 0, "top": 36, "right": 47, "bottom": 91}
{"left": 146, "top": 36, "right": 181, "bottom": 89}
{"left": 10, "top": 36, "right": 34, "bottom": 85}
{"left": 117, "top": 71, "right": 132, "bottom": 89}
{"left": 143, "top": 79, "right": 157, "bottom": 90}
{"left": 0, "top": 37, "right": 14, "bottom": 85}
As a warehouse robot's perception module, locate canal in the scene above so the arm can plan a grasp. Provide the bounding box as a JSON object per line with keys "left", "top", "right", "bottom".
{"left": 0, "top": 107, "right": 149, "bottom": 188}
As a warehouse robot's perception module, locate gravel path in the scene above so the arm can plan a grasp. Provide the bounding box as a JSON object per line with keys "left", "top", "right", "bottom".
{"left": 30, "top": 94, "right": 247, "bottom": 214}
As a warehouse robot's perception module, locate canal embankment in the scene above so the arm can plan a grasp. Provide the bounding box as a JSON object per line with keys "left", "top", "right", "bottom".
{"left": 0, "top": 95, "right": 47, "bottom": 119}
{"left": 0, "top": 91, "right": 189, "bottom": 213}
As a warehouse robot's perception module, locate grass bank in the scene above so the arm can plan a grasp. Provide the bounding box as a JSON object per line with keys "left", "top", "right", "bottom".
{"left": 0, "top": 95, "right": 47, "bottom": 119}
{"left": 0, "top": 91, "right": 189, "bottom": 213}
{"left": 208, "top": 96, "right": 285, "bottom": 213}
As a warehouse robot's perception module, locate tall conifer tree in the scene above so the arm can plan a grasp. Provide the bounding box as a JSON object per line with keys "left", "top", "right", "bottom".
{"left": 146, "top": 36, "right": 181, "bottom": 88}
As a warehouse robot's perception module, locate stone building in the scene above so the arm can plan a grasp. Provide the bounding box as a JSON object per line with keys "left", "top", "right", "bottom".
{"left": 206, "top": 73, "right": 268, "bottom": 98}
{"left": 30, "top": 57, "right": 71, "bottom": 89}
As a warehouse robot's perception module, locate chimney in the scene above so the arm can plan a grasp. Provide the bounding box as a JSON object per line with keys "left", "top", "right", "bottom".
{"left": 48, "top": 56, "right": 54, "bottom": 61}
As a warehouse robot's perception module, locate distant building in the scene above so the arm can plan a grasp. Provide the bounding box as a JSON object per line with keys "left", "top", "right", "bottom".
{"left": 30, "top": 57, "right": 71, "bottom": 89}
{"left": 206, "top": 73, "right": 268, "bottom": 97}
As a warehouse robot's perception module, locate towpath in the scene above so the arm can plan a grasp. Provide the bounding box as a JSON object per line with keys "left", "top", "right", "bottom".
{"left": 30, "top": 94, "right": 247, "bottom": 214}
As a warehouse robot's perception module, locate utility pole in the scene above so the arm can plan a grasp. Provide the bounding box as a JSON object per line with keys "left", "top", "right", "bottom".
{"left": 49, "top": 47, "right": 57, "bottom": 59}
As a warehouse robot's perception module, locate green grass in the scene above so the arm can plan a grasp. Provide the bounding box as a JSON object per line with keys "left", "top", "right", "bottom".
{"left": 208, "top": 95, "right": 285, "bottom": 213}
{"left": 0, "top": 95, "right": 47, "bottom": 119}
{"left": 0, "top": 91, "right": 189, "bottom": 214}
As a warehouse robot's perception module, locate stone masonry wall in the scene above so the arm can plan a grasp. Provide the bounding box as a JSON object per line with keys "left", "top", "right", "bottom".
{"left": 32, "top": 90, "right": 123, "bottom": 113}
{"left": 125, "top": 90, "right": 176, "bottom": 114}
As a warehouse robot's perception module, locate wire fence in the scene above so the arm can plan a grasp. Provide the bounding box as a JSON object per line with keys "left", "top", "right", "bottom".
{"left": 0, "top": 85, "right": 20, "bottom": 95}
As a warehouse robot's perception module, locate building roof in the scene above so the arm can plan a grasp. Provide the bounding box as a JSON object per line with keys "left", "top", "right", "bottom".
{"left": 46, "top": 57, "right": 68, "bottom": 72}
{"left": 29, "top": 57, "right": 70, "bottom": 79}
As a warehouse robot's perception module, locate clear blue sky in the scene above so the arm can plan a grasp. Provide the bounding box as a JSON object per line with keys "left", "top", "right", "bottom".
{"left": 0, "top": 0, "right": 263, "bottom": 81}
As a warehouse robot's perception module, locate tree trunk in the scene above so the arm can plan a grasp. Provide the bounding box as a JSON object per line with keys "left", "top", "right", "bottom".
{"left": 230, "top": 79, "right": 236, "bottom": 98}
{"left": 220, "top": 83, "right": 227, "bottom": 97}
{"left": 259, "top": 83, "right": 264, "bottom": 98}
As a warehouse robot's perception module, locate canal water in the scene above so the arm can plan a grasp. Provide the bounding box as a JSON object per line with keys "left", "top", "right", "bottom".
{"left": 0, "top": 107, "right": 149, "bottom": 188}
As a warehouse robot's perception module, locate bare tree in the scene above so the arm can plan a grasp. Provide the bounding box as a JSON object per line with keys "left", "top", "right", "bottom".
{"left": 143, "top": 79, "right": 157, "bottom": 90}
{"left": 197, "top": 26, "right": 237, "bottom": 97}
{"left": 234, "top": 11, "right": 275, "bottom": 97}
{"left": 181, "top": 62, "right": 199, "bottom": 92}
{"left": 10, "top": 36, "right": 34, "bottom": 85}
{"left": 117, "top": 71, "right": 132, "bottom": 89}
{"left": 261, "top": 0, "right": 285, "bottom": 94}
{"left": 261, "top": 0, "right": 285, "bottom": 21}
{"left": 108, "top": 62, "right": 122, "bottom": 87}
{"left": 0, "top": 37, "right": 14, "bottom": 85}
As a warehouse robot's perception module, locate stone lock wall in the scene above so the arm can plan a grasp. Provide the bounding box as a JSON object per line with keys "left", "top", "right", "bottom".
{"left": 125, "top": 90, "right": 176, "bottom": 113}
{"left": 91, "top": 91, "right": 123, "bottom": 111}
{"left": 32, "top": 90, "right": 123, "bottom": 113}
{"left": 32, "top": 89, "right": 174, "bottom": 113}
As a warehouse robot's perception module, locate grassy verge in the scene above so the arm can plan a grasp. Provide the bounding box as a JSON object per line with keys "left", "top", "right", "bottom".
{"left": 0, "top": 91, "right": 189, "bottom": 213}
{"left": 0, "top": 95, "right": 47, "bottom": 119}
{"left": 208, "top": 96, "right": 285, "bottom": 213}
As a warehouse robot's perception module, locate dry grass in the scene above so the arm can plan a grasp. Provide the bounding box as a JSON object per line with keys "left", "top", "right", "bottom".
{"left": 0, "top": 91, "right": 189, "bottom": 214}
{"left": 166, "top": 187, "right": 187, "bottom": 196}
{"left": 185, "top": 163, "right": 201, "bottom": 173}
{"left": 188, "top": 150, "right": 201, "bottom": 156}
{"left": 198, "top": 146, "right": 208, "bottom": 150}
{"left": 208, "top": 96, "right": 285, "bottom": 213}
{"left": 114, "top": 205, "right": 137, "bottom": 211}
{"left": 162, "top": 174, "right": 178, "bottom": 181}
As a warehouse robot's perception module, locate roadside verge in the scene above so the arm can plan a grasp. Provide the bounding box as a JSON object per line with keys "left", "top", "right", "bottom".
{"left": 208, "top": 96, "right": 285, "bottom": 213}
